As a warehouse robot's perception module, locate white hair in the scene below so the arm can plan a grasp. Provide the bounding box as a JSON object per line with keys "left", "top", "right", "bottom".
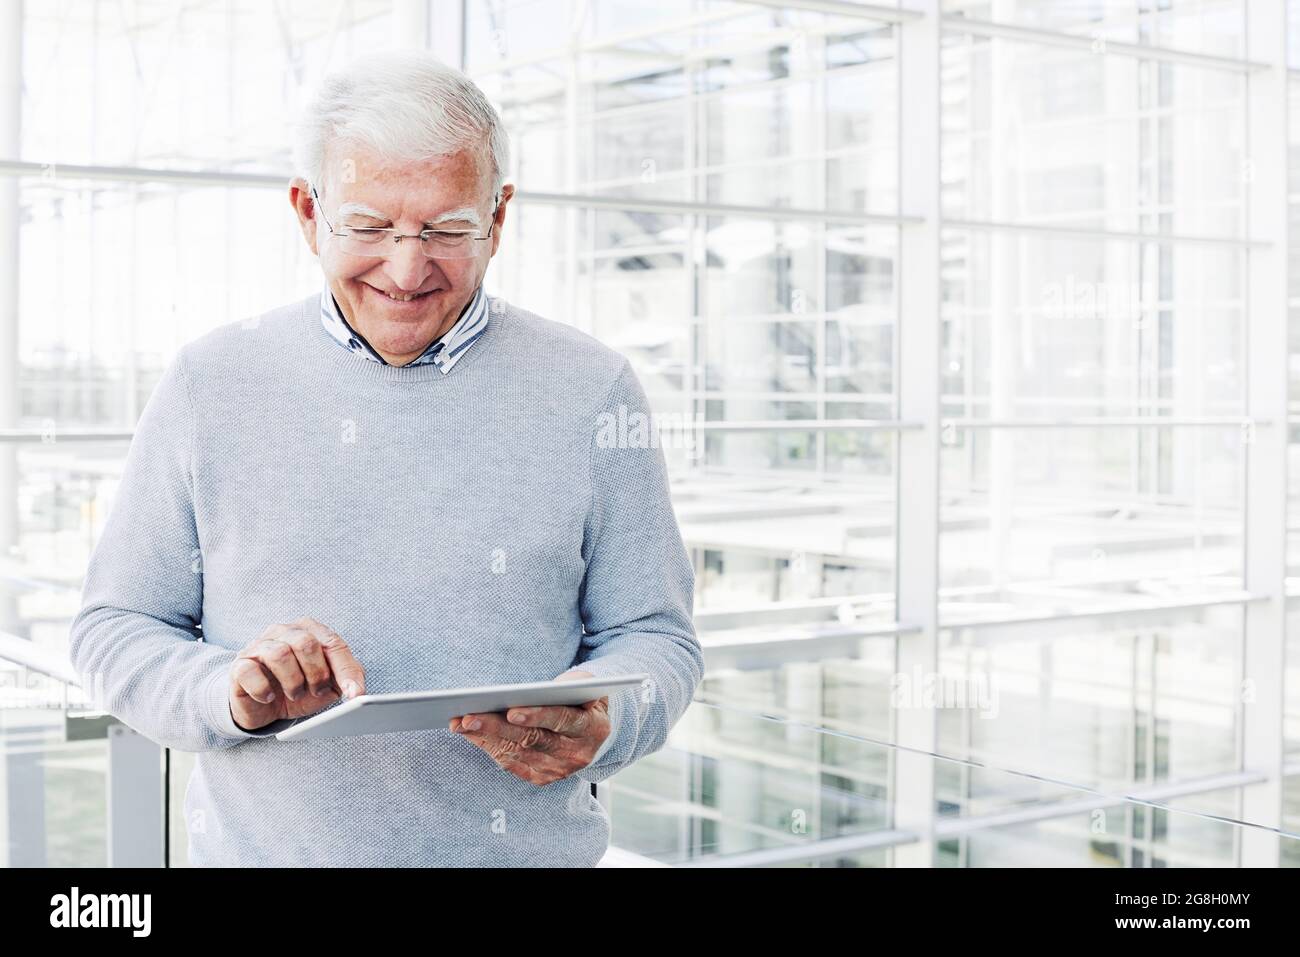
{"left": 293, "top": 50, "right": 510, "bottom": 202}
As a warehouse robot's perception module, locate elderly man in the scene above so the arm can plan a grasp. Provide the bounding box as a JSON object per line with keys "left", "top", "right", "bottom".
{"left": 68, "top": 51, "right": 703, "bottom": 867}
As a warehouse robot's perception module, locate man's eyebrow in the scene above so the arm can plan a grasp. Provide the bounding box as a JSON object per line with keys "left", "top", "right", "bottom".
{"left": 429, "top": 206, "right": 483, "bottom": 227}
{"left": 337, "top": 201, "right": 389, "bottom": 220}
{"left": 335, "top": 202, "right": 483, "bottom": 228}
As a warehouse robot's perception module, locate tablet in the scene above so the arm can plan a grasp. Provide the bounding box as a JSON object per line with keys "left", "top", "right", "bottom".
{"left": 274, "top": 673, "right": 650, "bottom": 742}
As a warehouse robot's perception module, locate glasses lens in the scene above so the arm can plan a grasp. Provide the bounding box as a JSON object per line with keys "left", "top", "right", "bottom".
{"left": 338, "top": 228, "right": 390, "bottom": 257}
{"left": 331, "top": 228, "right": 482, "bottom": 259}
{"left": 419, "top": 233, "right": 476, "bottom": 259}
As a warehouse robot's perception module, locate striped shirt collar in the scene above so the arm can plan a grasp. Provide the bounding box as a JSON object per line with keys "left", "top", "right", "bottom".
{"left": 318, "top": 282, "right": 490, "bottom": 374}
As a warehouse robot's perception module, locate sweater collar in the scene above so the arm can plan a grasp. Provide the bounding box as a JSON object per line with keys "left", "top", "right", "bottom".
{"left": 318, "top": 281, "right": 490, "bottom": 374}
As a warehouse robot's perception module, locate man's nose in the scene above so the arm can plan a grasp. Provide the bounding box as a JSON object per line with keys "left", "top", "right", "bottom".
{"left": 384, "top": 236, "right": 436, "bottom": 290}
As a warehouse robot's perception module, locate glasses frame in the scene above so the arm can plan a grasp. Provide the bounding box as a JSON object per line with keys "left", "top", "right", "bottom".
{"left": 310, "top": 185, "right": 500, "bottom": 259}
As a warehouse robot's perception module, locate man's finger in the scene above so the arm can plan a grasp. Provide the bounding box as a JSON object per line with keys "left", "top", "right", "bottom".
{"left": 231, "top": 657, "right": 278, "bottom": 705}
{"left": 244, "top": 637, "right": 308, "bottom": 701}
{"left": 506, "top": 699, "right": 605, "bottom": 736}
{"left": 460, "top": 712, "right": 565, "bottom": 753}
{"left": 278, "top": 626, "right": 334, "bottom": 697}
{"left": 297, "top": 617, "right": 366, "bottom": 699}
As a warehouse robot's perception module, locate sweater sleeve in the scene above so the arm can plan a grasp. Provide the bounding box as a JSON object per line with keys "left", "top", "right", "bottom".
{"left": 68, "top": 349, "right": 284, "bottom": 752}
{"left": 571, "top": 360, "right": 703, "bottom": 784}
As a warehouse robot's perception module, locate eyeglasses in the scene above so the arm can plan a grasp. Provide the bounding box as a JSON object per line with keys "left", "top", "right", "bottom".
{"left": 311, "top": 185, "right": 499, "bottom": 260}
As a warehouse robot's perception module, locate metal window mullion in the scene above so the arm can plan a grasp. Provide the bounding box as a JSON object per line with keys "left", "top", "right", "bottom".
{"left": 940, "top": 14, "right": 1271, "bottom": 74}
{"left": 892, "top": 0, "right": 941, "bottom": 868}
{"left": 106, "top": 724, "right": 164, "bottom": 867}
{"left": 1239, "top": 0, "right": 1289, "bottom": 868}
{"left": 690, "top": 9, "right": 712, "bottom": 471}
{"left": 0, "top": 0, "right": 22, "bottom": 636}
{"left": 811, "top": 31, "right": 828, "bottom": 477}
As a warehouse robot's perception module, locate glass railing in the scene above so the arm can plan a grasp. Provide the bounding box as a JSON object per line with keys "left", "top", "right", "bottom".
{"left": 604, "top": 701, "right": 1300, "bottom": 866}
{"left": 0, "top": 632, "right": 168, "bottom": 867}
{"left": 0, "top": 645, "right": 107, "bottom": 866}
{"left": 5, "top": 637, "right": 1300, "bottom": 867}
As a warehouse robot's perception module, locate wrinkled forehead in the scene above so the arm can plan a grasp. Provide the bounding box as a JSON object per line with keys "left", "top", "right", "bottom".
{"left": 319, "top": 138, "right": 494, "bottom": 210}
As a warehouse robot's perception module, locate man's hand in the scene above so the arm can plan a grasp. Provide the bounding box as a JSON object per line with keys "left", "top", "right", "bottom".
{"left": 449, "top": 670, "right": 611, "bottom": 786}
{"left": 229, "top": 617, "right": 367, "bottom": 732}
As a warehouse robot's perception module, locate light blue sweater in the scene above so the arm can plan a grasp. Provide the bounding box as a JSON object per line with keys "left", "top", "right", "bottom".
{"left": 68, "top": 292, "right": 703, "bottom": 867}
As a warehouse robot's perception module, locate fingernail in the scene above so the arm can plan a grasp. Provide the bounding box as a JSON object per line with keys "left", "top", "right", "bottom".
{"left": 344, "top": 680, "right": 359, "bottom": 698}
{"left": 263, "top": 692, "right": 276, "bottom": 703}
{"left": 466, "top": 718, "right": 481, "bottom": 731}
{"left": 509, "top": 711, "right": 525, "bottom": 724}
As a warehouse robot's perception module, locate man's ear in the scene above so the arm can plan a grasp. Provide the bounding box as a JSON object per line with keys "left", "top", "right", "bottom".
{"left": 489, "top": 183, "right": 514, "bottom": 257}
{"left": 288, "top": 177, "right": 319, "bottom": 256}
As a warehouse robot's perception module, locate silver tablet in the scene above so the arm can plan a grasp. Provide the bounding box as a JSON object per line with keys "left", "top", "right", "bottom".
{"left": 274, "top": 673, "right": 650, "bottom": 742}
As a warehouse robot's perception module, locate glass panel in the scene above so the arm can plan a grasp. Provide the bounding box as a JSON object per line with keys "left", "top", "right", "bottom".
{"left": 604, "top": 700, "right": 1290, "bottom": 866}
{"left": 1285, "top": 601, "right": 1300, "bottom": 759}
{"left": 941, "top": 231, "right": 1245, "bottom": 419}
{"left": 0, "top": 663, "right": 107, "bottom": 866}
{"left": 19, "top": 175, "right": 314, "bottom": 409}
{"left": 942, "top": 37, "right": 1247, "bottom": 238}
{"left": 942, "top": 0, "right": 1248, "bottom": 58}
{"left": 22, "top": 0, "right": 398, "bottom": 172}
{"left": 940, "top": 424, "right": 1245, "bottom": 603}
{"left": 472, "top": 2, "right": 899, "bottom": 215}
{"left": 939, "top": 608, "right": 1244, "bottom": 786}
{"left": 683, "top": 457, "right": 896, "bottom": 608}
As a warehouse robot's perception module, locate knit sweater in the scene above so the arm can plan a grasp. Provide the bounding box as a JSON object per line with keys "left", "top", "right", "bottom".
{"left": 68, "top": 291, "right": 703, "bottom": 867}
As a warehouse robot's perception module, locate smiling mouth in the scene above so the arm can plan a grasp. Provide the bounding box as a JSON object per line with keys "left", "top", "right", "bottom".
{"left": 365, "top": 283, "right": 437, "bottom": 303}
